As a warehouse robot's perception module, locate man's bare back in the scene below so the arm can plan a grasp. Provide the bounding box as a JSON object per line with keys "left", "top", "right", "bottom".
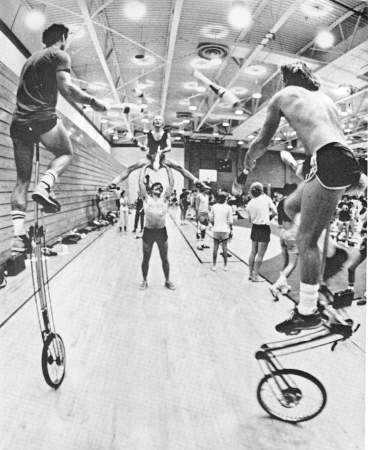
{"left": 273, "top": 86, "right": 347, "bottom": 156}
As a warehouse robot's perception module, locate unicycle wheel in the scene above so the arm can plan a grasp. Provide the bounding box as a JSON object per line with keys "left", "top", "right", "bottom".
{"left": 257, "top": 368, "right": 327, "bottom": 423}
{"left": 41, "top": 333, "right": 66, "bottom": 389}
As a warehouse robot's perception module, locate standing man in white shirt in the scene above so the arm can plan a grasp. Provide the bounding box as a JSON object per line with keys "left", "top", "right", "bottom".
{"left": 209, "top": 192, "right": 233, "bottom": 271}
{"left": 246, "top": 182, "right": 277, "bottom": 282}
{"left": 195, "top": 186, "right": 211, "bottom": 250}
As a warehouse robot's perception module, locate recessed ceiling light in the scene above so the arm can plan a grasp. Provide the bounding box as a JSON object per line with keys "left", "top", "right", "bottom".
{"left": 132, "top": 54, "right": 155, "bottom": 66}
{"left": 24, "top": 10, "right": 46, "bottom": 30}
{"left": 222, "top": 121, "right": 230, "bottom": 127}
{"left": 100, "top": 118, "right": 108, "bottom": 124}
{"left": 231, "top": 86, "right": 249, "bottom": 95}
{"left": 228, "top": 2, "right": 252, "bottom": 30}
{"left": 315, "top": 30, "right": 334, "bottom": 49}
{"left": 190, "top": 58, "right": 216, "bottom": 70}
{"left": 243, "top": 65, "right": 267, "bottom": 76}
{"left": 201, "top": 24, "right": 229, "bottom": 39}
{"left": 142, "top": 118, "right": 149, "bottom": 123}
{"left": 183, "top": 81, "right": 199, "bottom": 90}
{"left": 235, "top": 109, "right": 244, "bottom": 115}
{"left": 175, "top": 136, "right": 181, "bottom": 140}
{"left": 183, "top": 119, "right": 191, "bottom": 124}
{"left": 197, "top": 85, "right": 207, "bottom": 93}
{"left": 238, "top": 140, "right": 244, "bottom": 145}
{"left": 124, "top": 1, "right": 146, "bottom": 20}
{"left": 188, "top": 105, "right": 197, "bottom": 111}
{"left": 248, "top": 134, "right": 255, "bottom": 139}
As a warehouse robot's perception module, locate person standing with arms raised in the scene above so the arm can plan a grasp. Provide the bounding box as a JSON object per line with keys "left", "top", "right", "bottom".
{"left": 10, "top": 23, "right": 106, "bottom": 254}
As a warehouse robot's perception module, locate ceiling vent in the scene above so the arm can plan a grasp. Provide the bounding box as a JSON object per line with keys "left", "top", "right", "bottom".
{"left": 197, "top": 42, "right": 229, "bottom": 60}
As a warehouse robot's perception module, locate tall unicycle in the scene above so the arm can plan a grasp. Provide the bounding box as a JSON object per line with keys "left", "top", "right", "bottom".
{"left": 30, "top": 142, "right": 65, "bottom": 389}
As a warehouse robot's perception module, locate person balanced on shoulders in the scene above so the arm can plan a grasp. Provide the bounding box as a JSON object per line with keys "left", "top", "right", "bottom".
{"left": 138, "top": 162, "right": 176, "bottom": 291}
{"left": 232, "top": 60, "right": 366, "bottom": 335}
{"left": 109, "top": 115, "right": 209, "bottom": 189}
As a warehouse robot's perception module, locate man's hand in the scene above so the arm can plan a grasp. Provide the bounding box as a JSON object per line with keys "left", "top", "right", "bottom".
{"left": 90, "top": 98, "right": 107, "bottom": 112}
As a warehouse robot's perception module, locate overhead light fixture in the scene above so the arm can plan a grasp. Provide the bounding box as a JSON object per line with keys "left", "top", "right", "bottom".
{"left": 228, "top": 1, "right": 252, "bottom": 30}
{"left": 142, "top": 117, "right": 149, "bottom": 123}
{"left": 287, "top": 144, "right": 293, "bottom": 149}
{"left": 212, "top": 125, "right": 219, "bottom": 136}
{"left": 175, "top": 136, "right": 181, "bottom": 141}
{"left": 274, "top": 136, "right": 281, "bottom": 141}
{"left": 222, "top": 120, "right": 230, "bottom": 127}
{"left": 100, "top": 118, "right": 108, "bottom": 124}
{"left": 238, "top": 140, "right": 245, "bottom": 145}
{"left": 141, "top": 98, "right": 148, "bottom": 109}
{"left": 24, "top": 9, "right": 46, "bottom": 30}
{"left": 137, "top": 75, "right": 147, "bottom": 90}
{"left": 143, "top": 126, "right": 149, "bottom": 133}
{"left": 188, "top": 99, "right": 197, "bottom": 111}
{"left": 183, "top": 119, "right": 191, "bottom": 124}
{"left": 112, "top": 130, "right": 119, "bottom": 140}
{"left": 340, "top": 104, "right": 348, "bottom": 116}
{"left": 315, "top": 30, "right": 334, "bottom": 49}
{"left": 235, "top": 109, "right": 244, "bottom": 115}
{"left": 197, "top": 85, "right": 207, "bottom": 93}
{"left": 124, "top": 1, "right": 146, "bottom": 21}
{"left": 106, "top": 128, "right": 114, "bottom": 134}
{"left": 248, "top": 134, "right": 255, "bottom": 139}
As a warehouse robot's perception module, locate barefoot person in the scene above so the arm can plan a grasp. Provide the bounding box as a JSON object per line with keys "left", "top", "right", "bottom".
{"left": 109, "top": 115, "right": 208, "bottom": 189}
{"left": 10, "top": 23, "right": 106, "bottom": 254}
{"left": 233, "top": 61, "right": 366, "bottom": 334}
{"left": 138, "top": 163, "right": 176, "bottom": 291}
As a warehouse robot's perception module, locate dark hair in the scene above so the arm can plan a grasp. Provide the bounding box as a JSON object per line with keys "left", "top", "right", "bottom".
{"left": 42, "top": 24, "right": 69, "bottom": 47}
{"left": 120, "top": 190, "right": 125, "bottom": 197}
{"left": 281, "top": 61, "right": 320, "bottom": 91}
{"left": 151, "top": 182, "right": 163, "bottom": 191}
{"left": 250, "top": 182, "right": 263, "bottom": 198}
{"left": 217, "top": 192, "right": 227, "bottom": 204}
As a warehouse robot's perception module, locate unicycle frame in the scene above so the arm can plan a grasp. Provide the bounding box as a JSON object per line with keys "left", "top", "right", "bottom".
{"left": 31, "top": 142, "right": 56, "bottom": 342}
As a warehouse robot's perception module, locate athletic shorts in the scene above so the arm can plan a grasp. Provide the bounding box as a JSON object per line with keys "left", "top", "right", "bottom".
{"left": 198, "top": 212, "right": 209, "bottom": 226}
{"left": 251, "top": 224, "right": 271, "bottom": 243}
{"left": 142, "top": 227, "right": 168, "bottom": 246}
{"left": 10, "top": 117, "right": 58, "bottom": 144}
{"left": 303, "top": 142, "right": 362, "bottom": 189}
{"left": 280, "top": 228, "right": 298, "bottom": 254}
{"left": 213, "top": 231, "right": 230, "bottom": 241}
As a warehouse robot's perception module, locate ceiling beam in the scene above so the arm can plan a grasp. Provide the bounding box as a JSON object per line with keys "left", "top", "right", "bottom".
{"left": 160, "top": 0, "right": 184, "bottom": 117}
{"left": 195, "top": 0, "right": 305, "bottom": 131}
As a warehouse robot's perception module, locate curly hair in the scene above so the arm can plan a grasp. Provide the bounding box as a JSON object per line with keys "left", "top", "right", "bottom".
{"left": 250, "top": 182, "right": 263, "bottom": 198}
{"left": 281, "top": 61, "right": 320, "bottom": 91}
{"left": 42, "top": 23, "right": 69, "bottom": 47}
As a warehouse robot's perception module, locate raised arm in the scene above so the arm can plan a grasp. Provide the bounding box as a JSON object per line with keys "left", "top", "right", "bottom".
{"left": 56, "top": 71, "right": 106, "bottom": 112}
{"left": 138, "top": 163, "right": 150, "bottom": 200}
{"left": 162, "top": 163, "right": 174, "bottom": 200}
{"left": 244, "top": 95, "right": 282, "bottom": 171}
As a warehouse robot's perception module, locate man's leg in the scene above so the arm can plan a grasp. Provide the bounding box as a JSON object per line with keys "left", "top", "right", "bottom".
{"left": 140, "top": 211, "right": 145, "bottom": 232}
{"left": 276, "top": 177, "right": 345, "bottom": 333}
{"left": 212, "top": 239, "right": 220, "bottom": 270}
{"left": 165, "top": 159, "right": 207, "bottom": 187}
{"left": 157, "top": 238, "right": 175, "bottom": 289}
{"left": 252, "top": 242, "right": 268, "bottom": 281}
{"left": 221, "top": 240, "right": 229, "bottom": 270}
{"left": 249, "top": 240, "right": 258, "bottom": 280}
{"left": 110, "top": 159, "right": 149, "bottom": 186}
{"left": 141, "top": 239, "right": 153, "bottom": 289}
{"left": 10, "top": 138, "right": 35, "bottom": 253}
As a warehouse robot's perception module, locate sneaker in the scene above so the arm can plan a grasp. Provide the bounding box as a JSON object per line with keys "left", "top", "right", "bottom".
{"left": 223, "top": 266, "right": 228, "bottom": 271}
{"left": 197, "top": 245, "right": 203, "bottom": 250}
{"left": 323, "top": 246, "right": 348, "bottom": 282}
{"left": 139, "top": 281, "right": 148, "bottom": 290}
{"left": 269, "top": 284, "right": 280, "bottom": 300}
{"left": 32, "top": 185, "right": 60, "bottom": 214}
{"left": 124, "top": 226, "right": 127, "bottom": 232}
{"left": 211, "top": 266, "right": 217, "bottom": 271}
{"left": 275, "top": 308, "right": 322, "bottom": 335}
{"left": 165, "top": 281, "right": 176, "bottom": 290}
{"left": 41, "top": 247, "right": 58, "bottom": 257}
{"left": 132, "top": 229, "right": 136, "bottom": 233}
{"left": 11, "top": 235, "right": 32, "bottom": 254}
{"left": 119, "top": 226, "right": 122, "bottom": 232}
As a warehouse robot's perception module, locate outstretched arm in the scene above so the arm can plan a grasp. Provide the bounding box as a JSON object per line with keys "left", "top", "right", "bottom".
{"left": 162, "top": 133, "right": 172, "bottom": 153}
{"left": 138, "top": 163, "right": 150, "bottom": 200}
{"left": 244, "top": 95, "right": 282, "bottom": 171}
{"left": 56, "top": 71, "right": 106, "bottom": 112}
{"left": 163, "top": 163, "right": 174, "bottom": 200}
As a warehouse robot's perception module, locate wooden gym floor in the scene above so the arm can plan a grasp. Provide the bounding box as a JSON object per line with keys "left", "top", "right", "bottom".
{"left": 0, "top": 211, "right": 365, "bottom": 450}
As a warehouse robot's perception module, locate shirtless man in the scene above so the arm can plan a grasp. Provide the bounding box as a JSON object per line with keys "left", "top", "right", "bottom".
{"left": 10, "top": 23, "right": 106, "bottom": 254}
{"left": 233, "top": 61, "right": 365, "bottom": 334}
{"left": 138, "top": 163, "right": 176, "bottom": 291}
{"left": 109, "top": 115, "right": 208, "bottom": 189}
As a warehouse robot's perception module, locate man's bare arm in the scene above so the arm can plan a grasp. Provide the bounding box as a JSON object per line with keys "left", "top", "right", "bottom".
{"left": 138, "top": 163, "right": 150, "bottom": 200}
{"left": 162, "top": 163, "right": 174, "bottom": 200}
{"left": 244, "top": 95, "right": 282, "bottom": 170}
{"left": 162, "top": 133, "right": 172, "bottom": 153}
{"left": 56, "top": 71, "right": 106, "bottom": 112}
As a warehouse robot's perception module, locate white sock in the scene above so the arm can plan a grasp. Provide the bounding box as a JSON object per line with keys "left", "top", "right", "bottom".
{"left": 40, "top": 169, "right": 57, "bottom": 190}
{"left": 298, "top": 283, "right": 319, "bottom": 315}
{"left": 12, "top": 211, "right": 26, "bottom": 236}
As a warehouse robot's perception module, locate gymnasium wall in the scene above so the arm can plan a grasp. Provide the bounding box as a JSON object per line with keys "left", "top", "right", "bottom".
{"left": 186, "top": 142, "right": 304, "bottom": 193}
{"left": 0, "top": 28, "right": 125, "bottom": 265}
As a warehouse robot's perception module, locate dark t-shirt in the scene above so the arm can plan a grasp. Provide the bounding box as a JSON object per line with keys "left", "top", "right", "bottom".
{"left": 147, "top": 131, "right": 169, "bottom": 155}
{"left": 180, "top": 192, "right": 189, "bottom": 208}
{"left": 135, "top": 198, "right": 144, "bottom": 211}
{"left": 338, "top": 201, "right": 354, "bottom": 222}
{"left": 12, "top": 47, "right": 71, "bottom": 123}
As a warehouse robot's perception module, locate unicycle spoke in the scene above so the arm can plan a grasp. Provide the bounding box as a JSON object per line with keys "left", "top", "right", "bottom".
{"left": 257, "top": 369, "right": 327, "bottom": 422}
{"left": 42, "top": 333, "right": 66, "bottom": 389}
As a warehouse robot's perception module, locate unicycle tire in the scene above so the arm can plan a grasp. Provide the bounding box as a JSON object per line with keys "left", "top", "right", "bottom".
{"left": 41, "top": 333, "right": 66, "bottom": 389}
{"left": 257, "top": 368, "right": 327, "bottom": 423}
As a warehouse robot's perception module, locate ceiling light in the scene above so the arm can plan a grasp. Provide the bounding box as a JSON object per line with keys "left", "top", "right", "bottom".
{"left": 275, "top": 136, "right": 281, "bottom": 141}
{"left": 137, "top": 75, "right": 147, "bottom": 90}
{"left": 248, "top": 134, "right": 255, "bottom": 139}
{"left": 124, "top": 1, "right": 146, "bottom": 21}
{"left": 100, "top": 118, "right": 108, "bottom": 124}
{"left": 133, "top": 54, "right": 155, "bottom": 66}
{"left": 315, "top": 30, "right": 334, "bottom": 49}
{"left": 190, "top": 58, "right": 216, "bottom": 70}
{"left": 183, "top": 119, "right": 191, "bottom": 124}
{"left": 287, "top": 144, "right": 293, "bottom": 149}
{"left": 24, "top": 10, "right": 46, "bottom": 30}
{"left": 197, "top": 85, "right": 207, "bottom": 93}
{"left": 142, "top": 117, "right": 149, "bottom": 123}
{"left": 143, "top": 127, "right": 149, "bottom": 133}
{"left": 235, "top": 109, "right": 244, "bottom": 115}
{"left": 228, "top": 1, "right": 252, "bottom": 30}
{"left": 201, "top": 24, "right": 229, "bottom": 39}
{"left": 210, "top": 58, "right": 222, "bottom": 66}
{"left": 222, "top": 121, "right": 230, "bottom": 127}
{"left": 106, "top": 128, "right": 114, "bottom": 134}
{"left": 339, "top": 104, "right": 348, "bottom": 116}
{"left": 178, "top": 129, "right": 185, "bottom": 134}
{"left": 212, "top": 126, "right": 219, "bottom": 136}
{"left": 344, "top": 128, "right": 350, "bottom": 133}
{"left": 188, "top": 99, "right": 197, "bottom": 111}
{"left": 231, "top": 86, "right": 249, "bottom": 95}
{"left": 175, "top": 136, "right": 181, "bottom": 141}
{"left": 238, "top": 140, "right": 244, "bottom": 145}
{"left": 113, "top": 130, "right": 119, "bottom": 140}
